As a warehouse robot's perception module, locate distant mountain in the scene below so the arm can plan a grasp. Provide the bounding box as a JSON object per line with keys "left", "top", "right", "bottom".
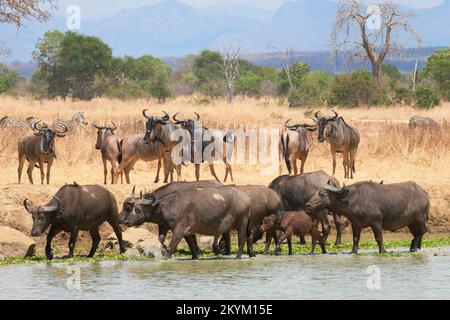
{"left": 0, "top": 0, "right": 448, "bottom": 63}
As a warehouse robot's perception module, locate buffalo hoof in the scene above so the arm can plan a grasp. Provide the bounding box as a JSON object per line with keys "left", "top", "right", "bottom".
{"left": 350, "top": 250, "right": 358, "bottom": 254}
{"left": 274, "top": 248, "right": 282, "bottom": 256}
{"left": 46, "top": 253, "right": 54, "bottom": 260}
{"left": 248, "top": 253, "right": 256, "bottom": 258}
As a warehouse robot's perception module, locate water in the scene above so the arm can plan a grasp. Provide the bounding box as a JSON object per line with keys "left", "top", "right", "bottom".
{"left": 1, "top": 253, "right": 449, "bottom": 300}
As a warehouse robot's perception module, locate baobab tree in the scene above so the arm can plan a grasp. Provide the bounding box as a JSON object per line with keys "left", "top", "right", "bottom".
{"left": 331, "top": 0, "right": 420, "bottom": 86}
{"left": 0, "top": 0, "right": 57, "bottom": 28}
{"left": 214, "top": 46, "right": 241, "bottom": 104}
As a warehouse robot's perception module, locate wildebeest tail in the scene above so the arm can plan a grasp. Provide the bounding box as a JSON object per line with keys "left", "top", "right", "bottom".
{"left": 282, "top": 133, "right": 292, "bottom": 174}
{"left": 117, "top": 139, "right": 124, "bottom": 164}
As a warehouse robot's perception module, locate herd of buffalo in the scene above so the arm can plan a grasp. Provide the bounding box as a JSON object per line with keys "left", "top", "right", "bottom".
{"left": 12, "top": 110, "right": 433, "bottom": 260}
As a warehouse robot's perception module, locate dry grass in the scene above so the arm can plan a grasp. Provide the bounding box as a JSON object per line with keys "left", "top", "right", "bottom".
{"left": 1, "top": 95, "right": 450, "bottom": 235}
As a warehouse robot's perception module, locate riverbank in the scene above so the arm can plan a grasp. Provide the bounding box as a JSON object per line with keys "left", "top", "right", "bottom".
{"left": 2, "top": 235, "right": 450, "bottom": 266}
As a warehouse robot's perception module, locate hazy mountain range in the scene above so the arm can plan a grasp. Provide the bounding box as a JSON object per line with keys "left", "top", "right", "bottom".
{"left": 1, "top": 0, "right": 449, "bottom": 69}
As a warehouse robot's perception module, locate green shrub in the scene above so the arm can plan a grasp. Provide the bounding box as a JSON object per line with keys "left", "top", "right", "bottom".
{"left": 393, "top": 87, "right": 413, "bottom": 105}
{"left": 330, "top": 71, "right": 379, "bottom": 107}
{"left": 413, "top": 87, "right": 441, "bottom": 109}
{"left": 288, "top": 71, "right": 332, "bottom": 107}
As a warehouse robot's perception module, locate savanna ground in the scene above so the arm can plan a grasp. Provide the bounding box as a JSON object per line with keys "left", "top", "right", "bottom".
{"left": 1, "top": 95, "right": 450, "bottom": 258}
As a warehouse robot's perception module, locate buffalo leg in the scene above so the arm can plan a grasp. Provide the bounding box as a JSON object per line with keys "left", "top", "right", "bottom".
{"left": 275, "top": 232, "right": 288, "bottom": 255}
{"left": 45, "top": 225, "right": 60, "bottom": 260}
{"left": 109, "top": 218, "right": 125, "bottom": 254}
{"left": 26, "top": 160, "right": 36, "bottom": 184}
{"left": 18, "top": 154, "right": 26, "bottom": 184}
{"left": 247, "top": 227, "right": 256, "bottom": 258}
{"left": 38, "top": 159, "right": 45, "bottom": 185}
{"left": 184, "top": 235, "right": 198, "bottom": 260}
{"left": 46, "top": 159, "right": 53, "bottom": 185}
{"left": 408, "top": 224, "right": 426, "bottom": 252}
{"left": 372, "top": 224, "right": 387, "bottom": 254}
{"left": 165, "top": 229, "right": 185, "bottom": 260}
{"left": 350, "top": 225, "right": 361, "bottom": 254}
{"left": 158, "top": 225, "right": 169, "bottom": 251}
{"left": 264, "top": 231, "right": 273, "bottom": 255}
{"left": 321, "top": 215, "right": 330, "bottom": 244}
{"left": 236, "top": 218, "right": 248, "bottom": 259}
{"left": 333, "top": 212, "right": 343, "bottom": 245}
{"left": 68, "top": 228, "right": 79, "bottom": 258}
{"left": 287, "top": 235, "right": 292, "bottom": 255}
{"left": 298, "top": 235, "right": 306, "bottom": 245}
{"left": 88, "top": 228, "right": 101, "bottom": 257}
{"left": 222, "top": 233, "right": 231, "bottom": 255}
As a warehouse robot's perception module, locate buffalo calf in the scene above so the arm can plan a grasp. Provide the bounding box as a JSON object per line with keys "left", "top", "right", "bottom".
{"left": 261, "top": 211, "right": 326, "bottom": 255}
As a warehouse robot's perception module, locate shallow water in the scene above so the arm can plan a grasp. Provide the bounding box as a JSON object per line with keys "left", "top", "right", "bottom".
{"left": 1, "top": 253, "right": 449, "bottom": 300}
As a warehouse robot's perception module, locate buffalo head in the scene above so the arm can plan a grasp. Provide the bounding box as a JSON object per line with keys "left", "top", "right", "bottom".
{"left": 23, "top": 196, "right": 63, "bottom": 236}
{"left": 142, "top": 110, "right": 170, "bottom": 143}
{"left": 313, "top": 110, "right": 339, "bottom": 142}
{"left": 32, "top": 121, "right": 68, "bottom": 155}
{"left": 93, "top": 122, "right": 117, "bottom": 150}
{"left": 260, "top": 214, "right": 279, "bottom": 234}
{"left": 306, "top": 181, "right": 349, "bottom": 214}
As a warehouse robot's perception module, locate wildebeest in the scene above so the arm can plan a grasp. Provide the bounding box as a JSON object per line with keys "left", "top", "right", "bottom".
{"left": 261, "top": 211, "right": 326, "bottom": 255}
{"left": 23, "top": 183, "right": 125, "bottom": 260}
{"left": 113, "top": 130, "right": 171, "bottom": 184}
{"left": 409, "top": 116, "right": 438, "bottom": 130}
{"left": 306, "top": 181, "right": 430, "bottom": 254}
{"left": 120, "top": 185, "right": 251, "bottom": 259}
{"left": 142, "top": 110, "right": 185, "bottom": 181}
{"left": 18, "top": 121, "right": 68, "bottom": 184}
{"left": 173, "top": 113, "right": 234, "bottom": 182}
{"left": 269, "top": 170, "right": 343, "bottom": 245}
{"left": 53, "top": 112, "right": 89, "bottom": 131}
{"left": 280, "top": 119, "right": 317, "bottom": 175}
{"left": 93, "top": 122, "right": 123, "bottom": 184}
{"left": 314, "top": 111, "right": 360, "bottom": 179}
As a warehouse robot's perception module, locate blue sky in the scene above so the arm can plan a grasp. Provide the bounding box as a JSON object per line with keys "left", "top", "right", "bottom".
{"left": 56, "top": 0, "right": 445, "bottom": 17}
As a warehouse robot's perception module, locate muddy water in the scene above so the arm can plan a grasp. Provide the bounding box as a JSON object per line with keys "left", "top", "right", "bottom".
{"left": 1, "top": 253, "right": 450, "bottom": 300}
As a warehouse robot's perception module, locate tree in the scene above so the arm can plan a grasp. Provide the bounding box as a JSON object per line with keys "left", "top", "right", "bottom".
{"left": 193, "top": 50, "right": 224, "bottom": 97}
{"left": 423, "top": 48, "right": 450, "bottom": 100}
{"left": 277, "top": 62, "right": 310, "bottom": 96}
{"left": 0, "top": 64, "right": 20, "bottom": 94}
{"left": 214, "top": 46, "right": 241, "bottom": 104}
{"left": 0, "top": 0, "right": 57, "bottom": 28}
{"left": 32, "top": 30, "right": 68, "bottom": 99}
{"left": 331, "top": 1, "right": 419, "bottom": 86}
{"left": 33, "top": 31, "right": 113, "bottom": 100}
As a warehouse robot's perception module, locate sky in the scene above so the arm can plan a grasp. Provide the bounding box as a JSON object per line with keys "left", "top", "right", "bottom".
{"left": 56, "top": 0, "right": 446, "bottom": 18}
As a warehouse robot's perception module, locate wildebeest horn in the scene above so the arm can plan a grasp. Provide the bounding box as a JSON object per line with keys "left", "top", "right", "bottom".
{"left": 142, "top": 109, "right": 151, "bottom": 120}
{"left": 173, "top": 112, "right": 181, "bottom": 122}
{"left": 161, "top": 111, "right": 170, "bottom": 121}
{"left": 92, "top": 122, "right": 105, "bottom": 130}
{"left": 23, "top": 199, "right": 33, "bottom": 213}
{"left": 110, "top": 121, "right": 117, "bottom": 131}
{"left": 194, "top": 112, "right": 200, "bottom": 121}
{"left": 284, "top": 119, "right": 293, "bottom": 128}
{"left": 131, "top": 186, "right": 136, "bottom": 198}
{"left": 327, "top": 110, "right": 338, "bottom": 121}
{"left": 314, "top": 111, "right": 321, "bottom": 119}
{"left": 32, "top": 121, "right": 44, "bottom": 132}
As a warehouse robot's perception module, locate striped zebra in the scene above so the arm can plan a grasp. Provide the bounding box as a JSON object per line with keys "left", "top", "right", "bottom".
{"left": 0, "top": 116, "right": 38, "bottom": 130}
{"left": 409, "top": 116, "right": 438, "bottom": 130}
{"left": 53, "top": 112, "right": 89, "bottom": 131}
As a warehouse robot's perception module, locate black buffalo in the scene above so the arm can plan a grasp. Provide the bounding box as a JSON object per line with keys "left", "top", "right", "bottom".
{"left": 306, "top": 181, "right": 430, "bottom": 254}
{"left": 120, "top": 185, "right": 251, "bottom": 259}
{"left": 269, "top": 170, "right": 343, "bottom": 245}
{"left": 24, "top": 183, "right": 125, "bottom": 260}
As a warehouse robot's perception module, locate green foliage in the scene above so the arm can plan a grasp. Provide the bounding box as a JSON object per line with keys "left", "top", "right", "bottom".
{"left": 33, "top": 30, "right": 112, "bottom": 100}
{"left": 0, "top": 64, "right": 21, "bottom": 94}
{"left": 393, "top": 87, "right": 413, "bottom": 105}
{"left": 423, "top": 47, "right": 450, "bottom": 100}
{"left": 330, "top": 71, "right": 379, "bottom": 107}
{"left": 278, "top": 61, "right": 310, "bottom": 95}
{"left": 382, "top": 64, "right": 402, "bottom": 81}
{"left": 288, "top": 70, "right": 333, "bottom": 107}
{"left": 193, "top": 50, "right": 224, "bottom": 97}
{"left": 413, "top": 87, "right": 441, "bottom": 109}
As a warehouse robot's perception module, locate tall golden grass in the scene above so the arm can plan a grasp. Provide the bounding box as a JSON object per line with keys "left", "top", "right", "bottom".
{"left": 1, "top": 96, "right": 450, "bottom": 233}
